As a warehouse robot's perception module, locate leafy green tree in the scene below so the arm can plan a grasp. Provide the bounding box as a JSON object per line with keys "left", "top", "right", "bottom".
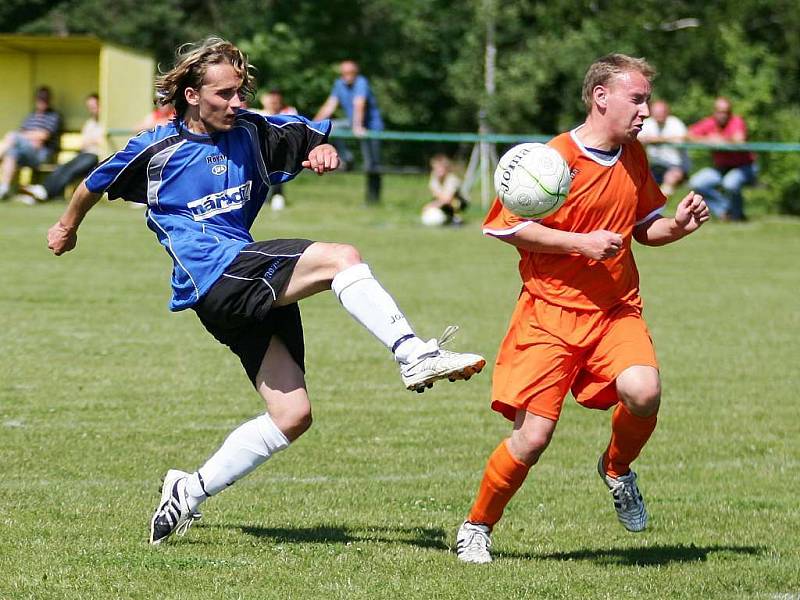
{"left": 4, "top": 0, "right": 799, "bottom": 211}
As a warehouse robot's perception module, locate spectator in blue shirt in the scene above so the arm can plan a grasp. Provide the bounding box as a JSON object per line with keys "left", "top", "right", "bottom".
{"left": 0, "top": 86, "right": 62, "bottom": 199}
{"left": 314, "top": 60, "right": 384, "bottom": 204}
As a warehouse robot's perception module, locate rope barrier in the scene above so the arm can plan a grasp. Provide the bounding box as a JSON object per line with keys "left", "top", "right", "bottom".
{"left": 106, "top": 128, "right": 800, "bottom": 152}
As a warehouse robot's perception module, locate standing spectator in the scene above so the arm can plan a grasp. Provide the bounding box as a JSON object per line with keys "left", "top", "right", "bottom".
{"left": 19, "top": 93, "right": 106, "bottom": 203}
{"left": 314, "top": 60, "right": 384, "bottom": 204}
{"left": 638, "top": 100, "right": 689, "bottom": 197}
{"left": 421, "top": 154, "right": 468, "bottom": 226}
{"left": 687, "top": 97, "right": 756, "bottom": 221}
{"left": 253, "top": 89, "right": 299, "bottom": 210}
{"left": 0, "top": 86, "right": 62, "bottom": 200}
{"left": 455, "top": 54, "right": 709, "bottom": 564}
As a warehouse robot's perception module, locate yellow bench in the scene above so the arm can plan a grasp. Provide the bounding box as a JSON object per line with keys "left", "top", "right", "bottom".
{"left": 18, "top": 131, "right": 84, "bottom": 187}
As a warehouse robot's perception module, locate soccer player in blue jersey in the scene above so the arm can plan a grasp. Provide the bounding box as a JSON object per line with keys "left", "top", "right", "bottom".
{"left": 46, "top": 38, "right": 485, "bottom": 545}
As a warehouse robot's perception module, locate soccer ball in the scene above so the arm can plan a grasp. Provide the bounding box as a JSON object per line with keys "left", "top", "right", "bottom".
{"left": 420, "top": 206, "right": 448, "bottom": 226}
{"left": 494, "top": 143, "right": 571, "bottom": 219}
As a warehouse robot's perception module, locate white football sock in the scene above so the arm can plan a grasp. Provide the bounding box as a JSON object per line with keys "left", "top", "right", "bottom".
{"left": 331, "top": 263, "right": 424, "bottom": 362}
{"left": 184, "top": 414, "right": 289, "bottom": 510}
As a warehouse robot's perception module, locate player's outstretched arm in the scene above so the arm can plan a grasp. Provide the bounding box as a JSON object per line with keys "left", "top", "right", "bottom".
{"left": 633, "top": 191, "right": 710, "bottom": 247}
{"left": 47, "top": 181, "right": 103, "bottom": 256}
{"left": 302, "top": 143, "right": 340, "bottom": 175}
{"left": 495, "top": 221, "right": 624, "bottom": 261}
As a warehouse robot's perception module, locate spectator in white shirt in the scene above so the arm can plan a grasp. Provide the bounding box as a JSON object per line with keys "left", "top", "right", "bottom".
{"left": 638, "top": 100, "right": 690, "bottom": 197}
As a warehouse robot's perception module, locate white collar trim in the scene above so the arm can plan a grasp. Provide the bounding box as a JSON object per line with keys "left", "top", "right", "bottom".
{"left": 570, "top": 125, "right": 622, "bottom": 166}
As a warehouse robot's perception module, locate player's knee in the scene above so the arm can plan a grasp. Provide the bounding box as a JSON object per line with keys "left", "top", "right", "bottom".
{"left": 280, "top": 410, "right": 313, "bottom": 441}
{"left": 620, "top": 379, "right": 661, "bottom": 417}
{"left": 510, "top": 429, "right": 553, "bottom": 466}
{"left": 329, "top": 243, "right": 362, "bottom": 272}
{"left": 272, "top": 406, "right": 313, "bottom": 441}
{"left": 293, "top": 410, "right": 313, "bottom": 437}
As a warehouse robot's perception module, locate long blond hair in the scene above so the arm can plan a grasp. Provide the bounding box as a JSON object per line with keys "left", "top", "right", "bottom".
{"left": 155, "top": 37, "right": 255, "bottom": 116}
{"left": 581, "top": 53, "right": 655, "bottom": 113}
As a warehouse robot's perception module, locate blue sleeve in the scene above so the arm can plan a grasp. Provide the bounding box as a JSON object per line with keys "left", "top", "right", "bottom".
{"left": 84, "top": 131, "right": 163, "bottom": 203}
{"left": 265, "top": 115, "right": 332, "bottom": 185}
{"left": 239, "top": 112, "right": 332, "bottom": 185}
{"left": 331, "top": 79, "right": 345, "bottom": 102}
{"left": 352, "top": 76, "right": 370, "bottom": 98}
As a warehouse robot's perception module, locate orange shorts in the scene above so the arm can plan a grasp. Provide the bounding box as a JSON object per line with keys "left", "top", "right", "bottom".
{"left": 491, "top": 292, "right": 658, "bottom": 422}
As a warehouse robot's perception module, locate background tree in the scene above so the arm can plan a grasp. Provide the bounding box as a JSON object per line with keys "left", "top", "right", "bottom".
{"left": 5, "top": 0, "right": 799, "bottom": 212}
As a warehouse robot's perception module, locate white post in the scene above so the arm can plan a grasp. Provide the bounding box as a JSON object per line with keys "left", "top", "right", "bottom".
{"left": 480, "top": 0, "right": 497, "bottom": 208}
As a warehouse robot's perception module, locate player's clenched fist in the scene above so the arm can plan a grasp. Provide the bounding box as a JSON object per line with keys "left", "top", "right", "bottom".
{"left": 674, "top": 190, "right": 710, "bottom": 233}
{"left": 578, "top": 230, "right": 624, "bottom": 261}
{"left": 302, "top": 143, "right": 339, "bottom": 175}
{"left": 47, "top": 221, "right": 77, "bottom": 256}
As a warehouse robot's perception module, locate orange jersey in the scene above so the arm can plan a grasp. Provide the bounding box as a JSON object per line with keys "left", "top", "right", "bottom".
{"left": 483, "top": 128, "right": 666, "bottom": 310}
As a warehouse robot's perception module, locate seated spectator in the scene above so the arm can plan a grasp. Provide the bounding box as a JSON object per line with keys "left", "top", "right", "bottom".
{"left": 638, "top": 99, "right": 689, "bottom": 197}
{"left": 0, "top": 86, "right": 62, "bottom": 200}
{"left": 252, "top": 89, "right": 298, "bottom": 211}
{"left": 136, "top": 102, "right": 176, "bottom": 131}
{"left": 687, "top": 97, "right": 756, "bottom": 221}
{"left": 253, "top": 89, "right": 298, "bottom": 116}
{"left": 421, "top": 154, "right": 468, "bottom": 226}
{"left": 19, "top": 93, "right": 106, "bottom": 203}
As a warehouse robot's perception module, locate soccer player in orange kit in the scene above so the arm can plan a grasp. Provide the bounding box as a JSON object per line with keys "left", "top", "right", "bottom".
{"left": 455, "top": 54, "right": 710, "bottom": 564}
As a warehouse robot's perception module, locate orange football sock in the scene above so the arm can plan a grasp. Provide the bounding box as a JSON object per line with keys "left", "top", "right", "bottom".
{"left": 603, "top": 402, "right": 657, "bottom": 479}
{"left": 467, "top": 440, "right": 530, "bottom": 527}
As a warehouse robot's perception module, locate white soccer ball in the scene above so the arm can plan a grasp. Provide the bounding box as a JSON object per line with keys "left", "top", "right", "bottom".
{"left": 494, "top": 142, "right": 571, "bottom": 219}
{"left": 420, "top": 206, "right": 448, "bottom": 227}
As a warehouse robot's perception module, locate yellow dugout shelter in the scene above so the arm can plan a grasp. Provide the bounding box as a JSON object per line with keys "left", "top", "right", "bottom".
{"left": 0, "top": 34, "right": 154, "bottom": 152}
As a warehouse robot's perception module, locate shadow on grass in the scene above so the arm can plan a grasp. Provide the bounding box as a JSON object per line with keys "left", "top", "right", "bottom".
{"left": 238, "top": 524, "right": 448, "bottom": 551}
{"left": 499, "top": 543, "right": 764, "bottom": 566}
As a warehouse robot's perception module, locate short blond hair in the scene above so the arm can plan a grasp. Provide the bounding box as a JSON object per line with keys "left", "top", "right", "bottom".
{"left": 581, "top": 54, "right": 655, "bottom": 112}
{"left": 155, "top": 37, "right": 255, "bottom": 116}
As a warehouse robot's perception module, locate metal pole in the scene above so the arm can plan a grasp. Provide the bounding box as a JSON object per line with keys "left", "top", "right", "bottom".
{"left": 480, "top": 0, "right": 496, "bottom": 208}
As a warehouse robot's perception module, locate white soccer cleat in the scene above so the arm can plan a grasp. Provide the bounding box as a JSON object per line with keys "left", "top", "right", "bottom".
{"left": 456, "top": 521, "right": 492, "bottom": 564}
{"left": 400, "top": 326, "right": 485, "bottom": 393}
{"left": 597, "top": 455, "right": 648, "bottom": 532}
{"left": 149, "top": 469, "right": 201, "bottom": 545}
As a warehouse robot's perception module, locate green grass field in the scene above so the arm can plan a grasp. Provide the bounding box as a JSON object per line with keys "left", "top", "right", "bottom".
{"left": 1, "top": 172, "right": 799, "bottom": 599}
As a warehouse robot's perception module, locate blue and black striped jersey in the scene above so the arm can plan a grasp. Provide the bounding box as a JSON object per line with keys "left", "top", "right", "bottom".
{"left": 86, "top": 111, "right": 330, "bottom": 311}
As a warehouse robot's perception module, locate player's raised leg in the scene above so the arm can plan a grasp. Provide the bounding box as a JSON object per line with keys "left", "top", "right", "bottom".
{"left": 150, "top": 337, "right": 305, "bottom": 545}
{"left": 597, "top": 365, "right": 660, "bottom": 532}
{"left": 457, "top": 410, "right": 556, "bottom": 563}
{"left": 277, "top": 241, "right": 485, "bottom": 392}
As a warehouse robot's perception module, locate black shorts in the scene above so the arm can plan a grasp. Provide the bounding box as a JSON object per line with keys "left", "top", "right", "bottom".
{"left": 193, "top": 239, "right": 314, "bottom": 386}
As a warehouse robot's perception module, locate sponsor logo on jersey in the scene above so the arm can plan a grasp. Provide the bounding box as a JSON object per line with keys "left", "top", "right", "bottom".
{"left": 187, "top": 181, "right": 252, "bottom": 221}
{"left": 211, "top": 164, "right": 227, "bottom": 175}
{"left": 206, "top": 154, "right": 227, "bottom": 164}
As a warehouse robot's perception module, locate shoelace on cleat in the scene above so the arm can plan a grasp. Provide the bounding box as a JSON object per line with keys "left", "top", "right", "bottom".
{"left": 459, "top": 527, "right": 491, "bottom": 555}
{"left": 175, "top": 512, "right": 201, "bottom": 537}
{"left": 438, "top": 325, "right": 460, "bottom": 347}
{"left": 157, "top": 484, "right": 202, "bottom": 538}
{"left": 610, "top": 477, "right": 641, "bottom": 511}
{"left": 417, "top": 326, "right": 461, "bottom": 361}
